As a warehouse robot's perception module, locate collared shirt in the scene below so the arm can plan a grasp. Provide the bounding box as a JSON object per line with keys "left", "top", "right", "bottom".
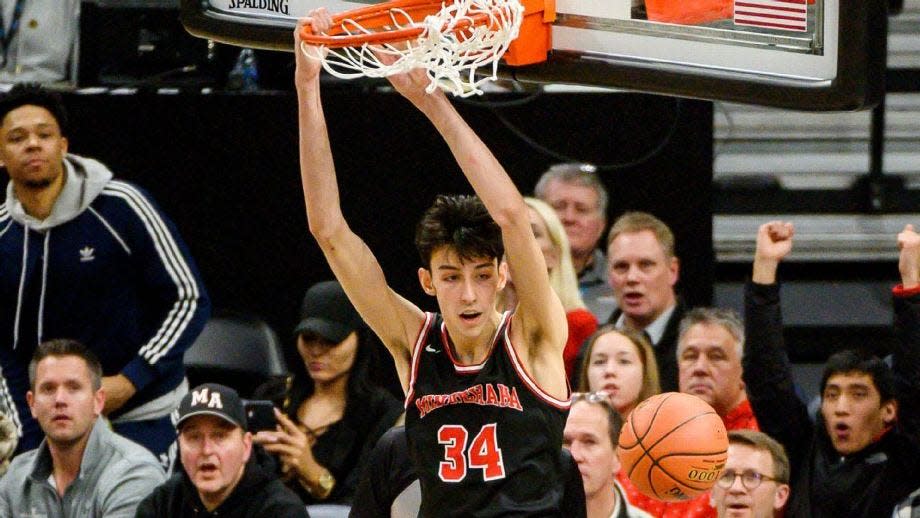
{"left": 723, "top": 399, "right": 759, "bottom": 432}
{"left": 579, "top": 249, "right": 618, "bottom": 322}
{"left": 609, "top": 480, "right": 654, "bottom": 518}
{"left": 615, "top": 303, "right": 676, "bottom": 346}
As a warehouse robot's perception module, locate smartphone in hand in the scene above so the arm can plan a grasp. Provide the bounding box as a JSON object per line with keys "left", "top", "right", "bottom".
{"left": 243, "top": 399, "right": 278, "bottom": 433}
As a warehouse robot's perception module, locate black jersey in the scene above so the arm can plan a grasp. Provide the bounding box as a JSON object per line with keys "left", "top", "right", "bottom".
{"left": 404, "top": 311, "right": 571, "bottom": 517}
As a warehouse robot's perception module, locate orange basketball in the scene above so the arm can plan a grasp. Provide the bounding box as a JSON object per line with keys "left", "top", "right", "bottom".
{"left": 617, "top": 392, "right": 728, "bottom": 502}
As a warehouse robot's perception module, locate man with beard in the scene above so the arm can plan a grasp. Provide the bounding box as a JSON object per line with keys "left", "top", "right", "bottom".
{"left": 0, "top": 84, "right": 210, "bottom": 462}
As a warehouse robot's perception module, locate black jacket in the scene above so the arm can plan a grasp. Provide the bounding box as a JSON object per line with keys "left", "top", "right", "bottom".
{"left": 743, "top": 280, "right": 920, "bottom": 518}
{"left": 136, "top": 455, "right": 309, "bottom": 518}
{"left": 283, "top": 386, "right": 402, "bottom": 505}
{"left": 605, "top": 300, "right": 686, "bottom": 393}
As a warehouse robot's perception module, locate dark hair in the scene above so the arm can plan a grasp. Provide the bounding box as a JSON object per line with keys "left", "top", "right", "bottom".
{"left": 414, "top": 195, "right": 504, "bottom": 269}
{"left": 29, "top": 339, "right": 102, "bottom": 391}
{"left": 820, "top": 348, "right": 896, "bottom": 403}
{"left": 284, "top": 325, "right": 381, "bottom": 422}
{"left": 570, "top": 394, "right": 625, "bottom": 448}
{"left": 0, "top": 83, "right": 68, "bottom": 136}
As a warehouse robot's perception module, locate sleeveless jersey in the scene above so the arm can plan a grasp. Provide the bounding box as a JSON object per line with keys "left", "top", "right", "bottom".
{"left": 404, "top": 311, "right": 571, "bottom": 517}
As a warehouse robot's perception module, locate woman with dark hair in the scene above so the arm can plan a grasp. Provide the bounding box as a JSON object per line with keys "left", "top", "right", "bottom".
{"left": 254, "top": 281, "right": 402, "bottom": 505}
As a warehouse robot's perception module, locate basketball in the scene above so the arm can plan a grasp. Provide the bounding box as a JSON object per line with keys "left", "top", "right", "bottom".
{"left": 617, "top": 392, "right": 728, "bottom": 502}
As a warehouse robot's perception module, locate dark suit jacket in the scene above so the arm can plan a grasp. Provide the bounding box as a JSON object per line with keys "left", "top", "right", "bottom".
{"left": 605, "top": 300, "right": 686, "bottom": 393}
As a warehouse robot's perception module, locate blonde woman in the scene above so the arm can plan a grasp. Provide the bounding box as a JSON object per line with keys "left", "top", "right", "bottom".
{"left": 502, "top": 197, "right": 598, "bottom": 379}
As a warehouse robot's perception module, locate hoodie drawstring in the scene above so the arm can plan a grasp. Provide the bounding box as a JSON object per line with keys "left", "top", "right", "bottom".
{"left": 37, "top": 231, "right": 50, "bottom": 345}
{"left": 12, "top": 229, "right": 28, "bottom": 350}
{"left": 11, "top": 229, "right": 51, "bottom": 349}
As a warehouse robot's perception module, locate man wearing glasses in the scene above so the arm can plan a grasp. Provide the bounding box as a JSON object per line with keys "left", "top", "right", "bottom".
{"left": 711, "top": 430, "right": 790, "bottom": 518}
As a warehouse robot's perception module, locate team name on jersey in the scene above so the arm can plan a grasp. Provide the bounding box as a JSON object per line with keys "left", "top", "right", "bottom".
{"left": 415, "top": 383, "right": 523, "bottom": 418}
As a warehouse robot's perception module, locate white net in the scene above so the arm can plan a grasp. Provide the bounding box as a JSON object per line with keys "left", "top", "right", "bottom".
{"left": 300, "top": 0, "right": 524, "bottom": 97}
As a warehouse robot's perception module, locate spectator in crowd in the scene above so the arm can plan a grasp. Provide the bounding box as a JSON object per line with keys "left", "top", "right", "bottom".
{"left": 578, "top": 325, "right": 718, "bottom": 517}
{"left": 136, "top": 383, "right": 308, "bottom": 517}
{"left": 0, "top": 408, "right": 15, "bottom": 476}
{"left": 611, "top": 307, "right": 760, "bottom": 518}
{"left": 0, "top": 0, "right": 79, "bottom": 83}
{"left": 0, "top": 84, "right": 210, "bottom": 461}
{"left": 563, "top": 392, "right": 652, "bottom": 518}
{"left": 712, "top": 430, "right": 790, "bottom": 518}
{"left": 743, "top": 221, "right": 920, "bottom": 517}
{"left": 501, "top": 197, "right": 598, "bottom": 380}
{"left": 349, "top": 426, "right": 587, "bottom": 517}
{"left": 535, "top": 163, "right": 617, "bottom": 321}
{"left": 253, "top": 281, "right": 402, "bottom": 505}
{"left": 678, "top": 308, "right": 759, "bottom": 430}
{"left": 577, "top": 325, "right": 660, "bottom": 418}
{"left": 0, "top": 339, "right": 165, "bottom": 517}
{"left": 605, "top": 211, "right": 685, "bottom": 392}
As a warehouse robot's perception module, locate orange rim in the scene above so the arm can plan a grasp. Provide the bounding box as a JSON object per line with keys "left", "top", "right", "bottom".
{"left": 300, "top": 0, "right": 498, "bottom": 48}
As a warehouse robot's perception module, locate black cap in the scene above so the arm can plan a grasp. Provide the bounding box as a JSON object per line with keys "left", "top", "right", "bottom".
{"left": 293, "top": 281, "right": 363, "bottom": 343}
{"left": 175, "top": 383, "right": 247, "bottom": 430}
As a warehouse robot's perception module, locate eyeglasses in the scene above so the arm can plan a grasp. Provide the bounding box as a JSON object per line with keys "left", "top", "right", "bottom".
{"left": 571, "top": 392, "right": 612, "bottom": 405}
{"left": 716, "top": 469, "right": 778, "bottom": 490}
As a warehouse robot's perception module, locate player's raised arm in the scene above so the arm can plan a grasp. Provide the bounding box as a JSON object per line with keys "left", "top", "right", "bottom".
{"left": 384, "top": 69, "right": 568, "bottom": 394}
{"left": 295, "top": 14, "right": 422, "bottom": 383}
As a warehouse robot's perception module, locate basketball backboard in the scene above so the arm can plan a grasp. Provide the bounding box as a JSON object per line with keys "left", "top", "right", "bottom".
{"left": 179, "top": 0, "right": 885, "bottom": 110}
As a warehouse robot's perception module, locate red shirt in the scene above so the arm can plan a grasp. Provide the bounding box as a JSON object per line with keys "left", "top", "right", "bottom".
{"left": 564, "top": 309, "right": 598, "bottom": 379}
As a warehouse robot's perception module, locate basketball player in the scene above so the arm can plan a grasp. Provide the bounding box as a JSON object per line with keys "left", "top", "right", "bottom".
{"left": 294, "top": 10, "right": 570, "bottom": 516}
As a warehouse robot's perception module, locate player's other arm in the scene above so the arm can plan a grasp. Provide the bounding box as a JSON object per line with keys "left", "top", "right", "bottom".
{"left": 386, "top": 69, "right": 568, "bottom": 394}
{"left": 294, "top": 14, "right": 422, "bottom": 385}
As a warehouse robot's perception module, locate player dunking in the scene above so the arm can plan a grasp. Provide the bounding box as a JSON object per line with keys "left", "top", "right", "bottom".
{"left": 295, "top": 11, "right": 571, "bottom": 515}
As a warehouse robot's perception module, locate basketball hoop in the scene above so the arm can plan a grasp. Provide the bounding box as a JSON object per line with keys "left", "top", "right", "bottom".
{"left": 299, "top": 0, "right": 554, "bottom": 97}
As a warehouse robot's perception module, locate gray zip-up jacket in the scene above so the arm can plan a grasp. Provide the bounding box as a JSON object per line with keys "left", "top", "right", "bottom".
{"left": 0, "top": 418, "right": 165, "bottom": 517}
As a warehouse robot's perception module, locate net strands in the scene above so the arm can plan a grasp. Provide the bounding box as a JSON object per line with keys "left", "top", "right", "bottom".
{"left": 299, "top": 0, "right": 524, "bottom": 97}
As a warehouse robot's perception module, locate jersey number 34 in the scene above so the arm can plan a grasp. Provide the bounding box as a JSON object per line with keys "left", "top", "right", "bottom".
{"left": 437, "top": 423, "right": 506, "bottom": 482}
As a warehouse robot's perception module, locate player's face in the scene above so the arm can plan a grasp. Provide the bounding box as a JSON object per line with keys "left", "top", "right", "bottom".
{"left": 563, "top": 401, "right": 619, "bottom": 500}
{"left": 420, "top": 247, "right": 506, "bottom": 339}
{"left": 607, "top": 230, "right": 678, "bottom": 328}
{"left": 712, "top": 443, "right": 789, "bottom": 518}
{"left": 27, "top": 355, "right": 104, "bottom": 448}
{"left": 0, "top": 105, "right": 67, "bottom": 190}
{"left": 542, "top": 180, "right": 605, "bottom": 259}
{"left": 586, "top": 331, "right": 644, "bottom": 416}
{"left": 678, "top": 323, "right": 745, "bottom": 416}
{"left": 179, "top": 415, "right": 252, "bottom": 509}
{"left": 527, "top": 206, "right": 559, "bottom": 273}
{"left": 820, "top": 372, "right": 896, "bottom": 456}
{"left": 297, "top": 331, "right": 358, "bottom": 386}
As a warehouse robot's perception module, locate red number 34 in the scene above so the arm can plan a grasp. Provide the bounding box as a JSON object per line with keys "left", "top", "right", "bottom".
{"left": 437, "top": 423, "right": 506, "bottom": 482}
